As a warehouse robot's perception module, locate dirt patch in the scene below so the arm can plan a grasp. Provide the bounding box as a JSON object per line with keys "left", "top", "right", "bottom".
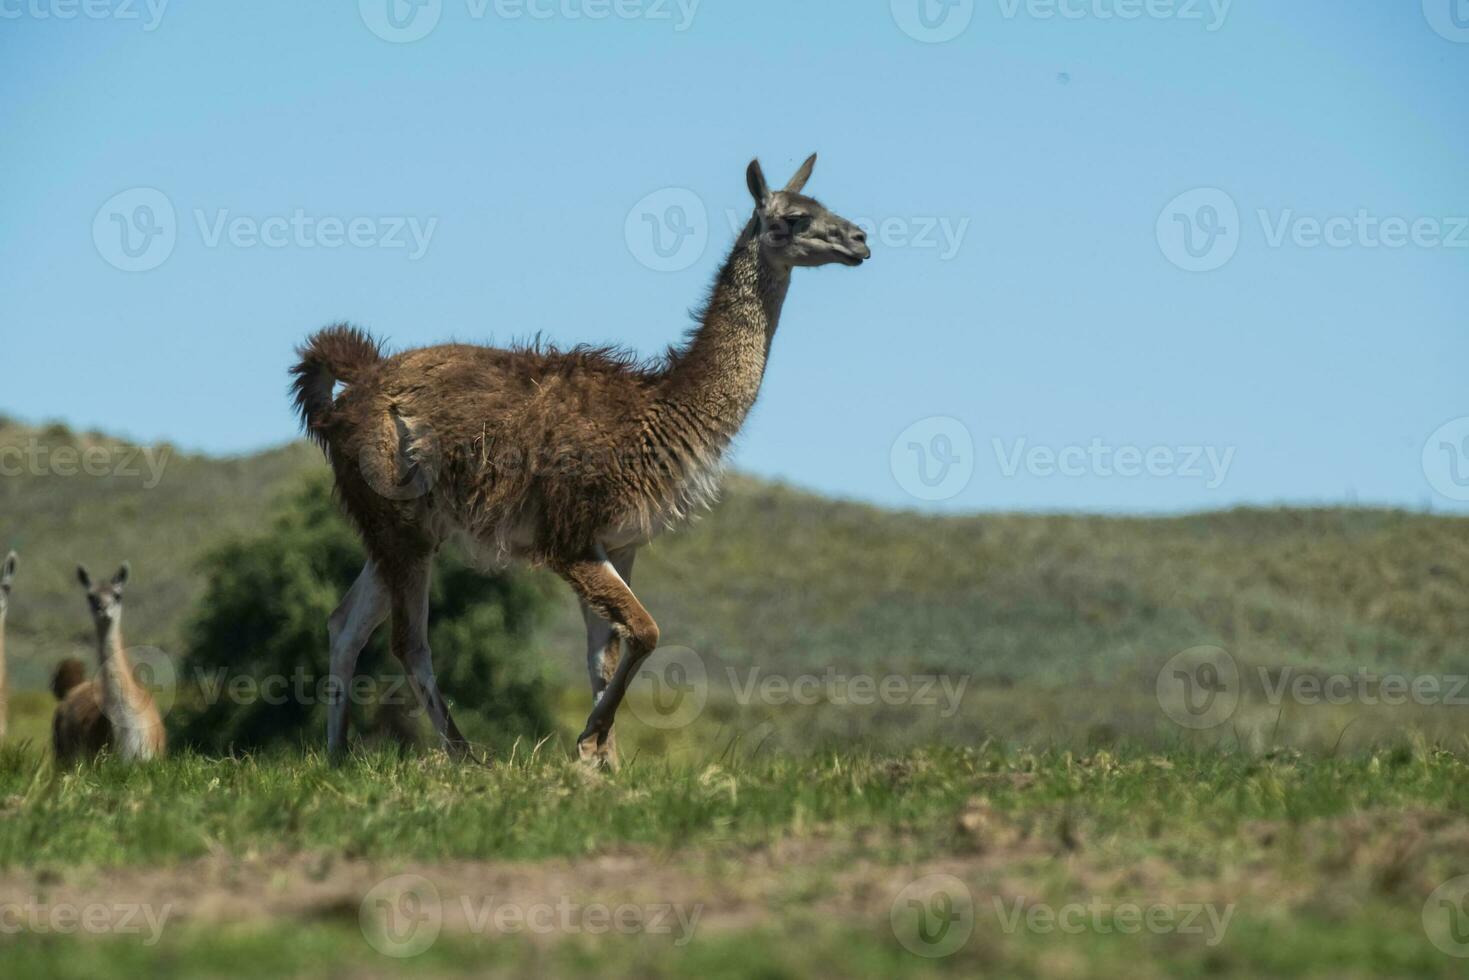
{"left": 0, "top": 832, "right": 1059, "bottom": 945}
{"left": 5, "top": 807, "right": 1459, "bottom": 946}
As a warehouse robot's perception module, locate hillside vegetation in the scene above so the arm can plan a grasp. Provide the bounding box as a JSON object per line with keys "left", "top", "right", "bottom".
{"left": 2, "top": 417, "right": 1468, "bottom": 751}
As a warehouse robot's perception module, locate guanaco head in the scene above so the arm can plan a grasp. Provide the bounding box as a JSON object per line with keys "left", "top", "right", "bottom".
{"left": 745, "top": 154, "right": 871, "bottom": 269}
{"left": 0, "top": 551, "right": 16, "bottom": 618}
{"left": 77, "top": 562, "right": 129, "bottom": 633}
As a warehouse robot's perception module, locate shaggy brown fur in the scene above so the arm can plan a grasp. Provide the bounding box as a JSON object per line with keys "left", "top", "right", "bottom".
{"left": 52, "top": 565, "right": 166, "bottom": 764}
{"left": 293, "top": 156, "right": 870, "bottom": 765}
{"left": 50, "top": 658, "right": 87, "bottom": 701}
{"left": 0, "top": 551, "right": 14, "bottom": 739}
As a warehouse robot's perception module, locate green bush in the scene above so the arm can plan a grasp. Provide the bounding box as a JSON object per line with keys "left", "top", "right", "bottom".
{"left": 171, "top": 474, "right": 557, "bottom": 754}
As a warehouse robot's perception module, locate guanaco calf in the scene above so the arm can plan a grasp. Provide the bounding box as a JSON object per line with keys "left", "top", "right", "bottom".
{"left": 52, "top": 564, "right": 166, "bottom": 763}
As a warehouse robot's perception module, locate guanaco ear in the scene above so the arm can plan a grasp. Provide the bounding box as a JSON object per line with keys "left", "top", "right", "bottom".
{"left": 746, "top": 158, "right": 770, "bottom": 207}
{"left": 77, "top": 565, "right": 92, "bottom": 590}
{"left": 0, "top": 551, "right": 15, "bottom": 589}
{"left": 784, "top": 153, "right": 817, "bottom": 194}
{"left": 112, "top": 562, "right": 131, "bottom": 592}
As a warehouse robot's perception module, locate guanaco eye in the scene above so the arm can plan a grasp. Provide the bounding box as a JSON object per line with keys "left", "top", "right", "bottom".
{"left": 788, "top": 215, "right": 813, "bottom": 234}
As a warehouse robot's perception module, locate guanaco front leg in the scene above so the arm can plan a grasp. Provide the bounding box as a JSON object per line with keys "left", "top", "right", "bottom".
{"left": 578, "top": 547, "right": 637, "bottom": 768}
{"left": 557, "top": 548, "right": 659, "bottom": 766}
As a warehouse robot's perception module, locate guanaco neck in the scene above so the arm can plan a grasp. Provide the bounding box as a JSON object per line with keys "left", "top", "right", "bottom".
{"left": 656, "top": 218, "right": 792, "bottom": 452}
{"left": 94, "top": 613, "right": 142, "bottom": 715}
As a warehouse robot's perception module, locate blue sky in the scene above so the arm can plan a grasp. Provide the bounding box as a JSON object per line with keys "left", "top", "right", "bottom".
{"left": 1, "top": 1, "right": 1465, "bottom": 514}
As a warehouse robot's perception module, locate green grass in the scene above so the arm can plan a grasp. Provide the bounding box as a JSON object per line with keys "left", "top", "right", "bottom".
{"left": 4, "top": 741, "right": 1469, "bottom": 977}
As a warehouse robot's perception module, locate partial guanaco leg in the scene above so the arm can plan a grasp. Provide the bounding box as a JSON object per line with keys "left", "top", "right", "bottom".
{"left": 325, "top": 560, "right": 389, "bottom": 759}
{"left": 556, "top": 548, "right": 659, "bottom": 764}
{"left": 578, "top": 546, "right": 637, "bottom": 768}
{"left": 389, "top": 556, "right": 470, "bottom": 757}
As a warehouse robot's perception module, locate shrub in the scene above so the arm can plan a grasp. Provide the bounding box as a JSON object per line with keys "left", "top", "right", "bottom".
{"left": 171, "top": 473, "right": 556, "bottom": 754}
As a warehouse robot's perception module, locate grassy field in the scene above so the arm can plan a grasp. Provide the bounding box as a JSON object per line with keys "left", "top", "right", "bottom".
{"left": 5, "top": 419, "right": 1469, "bottom": 976}
{"left": 3, "top": 724, "right": 1469, "bottom": 977}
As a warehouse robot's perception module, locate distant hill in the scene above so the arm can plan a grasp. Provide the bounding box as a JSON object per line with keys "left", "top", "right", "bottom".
{"left": 2, "top": 417, "right": 1467, "bottom": 699}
